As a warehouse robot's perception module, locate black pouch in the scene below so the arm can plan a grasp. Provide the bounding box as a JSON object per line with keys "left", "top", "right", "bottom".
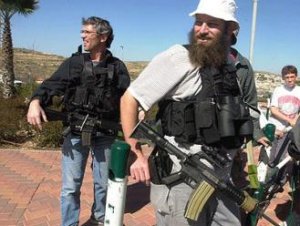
{"left": 172, "top": 102, "right": 196, "bottom": 143}
{"left": 194, "top": 101, "right": 220, "bottom": 144}
{"left": 148, "top": 146, "right": 173, "bottom": 184}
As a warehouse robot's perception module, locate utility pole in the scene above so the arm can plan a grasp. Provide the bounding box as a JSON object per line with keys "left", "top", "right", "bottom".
{"left": 120, "top": 45, "right": 124, "bottom": 61}
{"left": 249, "top": 0, "right": 259, "bottom": 65}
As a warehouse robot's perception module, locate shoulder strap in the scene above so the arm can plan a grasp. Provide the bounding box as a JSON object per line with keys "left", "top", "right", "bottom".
{"left": 82, "top": 60, "right": 94, "bottom": 78}
{"left": 71, "top": 45, "right": 83, "bottom": 56}
{"left": 107, "top": 64, "right": 114, "bottom": 80}
{"left": 196, "top": 67, "right": 215, "bottom": 101}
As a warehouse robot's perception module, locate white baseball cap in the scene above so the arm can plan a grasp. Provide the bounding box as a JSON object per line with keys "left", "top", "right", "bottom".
{"left": 190, "top": 0, "right": 239, "bottom": 29}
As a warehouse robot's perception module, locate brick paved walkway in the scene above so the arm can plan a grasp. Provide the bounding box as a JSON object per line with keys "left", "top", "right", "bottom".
{"left": 0, "top": 148, "right": 294, "bottom": 226}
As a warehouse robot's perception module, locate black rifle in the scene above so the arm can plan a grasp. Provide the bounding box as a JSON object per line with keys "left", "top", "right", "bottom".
{"left": 130, "top": 120, "right": 277, "bottom": 223}
{"left": 44, "top": 108, "right": 68, "bottom": 122}
{"left": 44, "top": 108, "right": 121, "bottom": 146}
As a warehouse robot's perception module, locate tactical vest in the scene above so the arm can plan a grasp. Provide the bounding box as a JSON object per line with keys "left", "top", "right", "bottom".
{"left": 63, "top": 53, "right": 120, "bottom": 123}
{"left": 157, "top": 64, "right": 253, "bottom": 148}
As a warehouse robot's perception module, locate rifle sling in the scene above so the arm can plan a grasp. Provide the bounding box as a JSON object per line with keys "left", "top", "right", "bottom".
{"left": 269, "top": 133, "right": 291, "bottom": 167}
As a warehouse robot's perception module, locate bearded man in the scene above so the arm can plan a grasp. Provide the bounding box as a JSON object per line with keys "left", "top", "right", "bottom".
{"left": 120, "top": 0, "right": 252, "bottom": 225}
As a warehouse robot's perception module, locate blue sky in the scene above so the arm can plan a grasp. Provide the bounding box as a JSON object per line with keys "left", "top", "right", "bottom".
{"left": 12, "top": 0, "right": 299, "bottom": 74}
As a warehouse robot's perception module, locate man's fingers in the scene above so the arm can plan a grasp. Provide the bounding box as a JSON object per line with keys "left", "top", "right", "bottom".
{"left": 40, "top": 109, "right": 48, "bottom": 123}
{"left": 130, "top": 166, "right": 150, "bottom": 184}
{"left": 27, "top": 114, "right": 43, "bottom": 130}
{"left": 37, "top": 123, "right": 43, "bottom": 130}
{"left": 33, "top": 117, "right": 43, "bottom": 130}
{"left": 27, "top": 105, "right": 47, "bottom": 130}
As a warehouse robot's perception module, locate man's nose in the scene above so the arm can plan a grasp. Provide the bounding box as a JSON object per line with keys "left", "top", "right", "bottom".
{"left": 199, "top": 23, "right": 209, "bottom": 34}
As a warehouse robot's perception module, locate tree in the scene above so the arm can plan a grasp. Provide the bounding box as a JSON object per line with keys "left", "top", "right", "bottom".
{"left": 0, "top": 0, "right": 39, "bottom": 98}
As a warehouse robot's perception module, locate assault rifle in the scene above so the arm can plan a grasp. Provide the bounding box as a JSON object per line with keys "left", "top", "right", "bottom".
{"left": 44, "top": 108, "right": 121, "bottom": 146}
{"left": 130, "top": 120, "right": 280, "bottom": 225}
{"left": 249, "top": 126, "right": 294, "bottom": 226}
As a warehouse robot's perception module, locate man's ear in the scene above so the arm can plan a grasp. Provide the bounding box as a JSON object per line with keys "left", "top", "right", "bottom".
{"left": 227, "top": 22, "right": 237, "bottom": 36}
{"left": 99, "top": 34, "right": 108, "bottom": 44}
{"left": 226, "top": 22, "right": 238, "bottom": 44}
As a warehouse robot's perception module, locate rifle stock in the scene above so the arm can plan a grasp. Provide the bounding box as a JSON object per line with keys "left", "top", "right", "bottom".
{"left": 44, "top": 108, "right": 121, "bottom": 131}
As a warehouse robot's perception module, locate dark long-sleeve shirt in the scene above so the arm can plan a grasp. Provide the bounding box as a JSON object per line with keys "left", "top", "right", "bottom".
{"left": 231, "top": 47, "right": 264, "bottom": 142}
{"left": 31, "top": 50, "right": 130, "bottom": 108}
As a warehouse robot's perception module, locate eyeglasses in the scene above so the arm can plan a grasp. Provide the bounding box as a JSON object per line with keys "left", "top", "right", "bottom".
{"left": 80, "top": 30, "right": 98, "bottom": 35}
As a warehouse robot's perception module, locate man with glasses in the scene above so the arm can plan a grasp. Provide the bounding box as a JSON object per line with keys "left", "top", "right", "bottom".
{"left": 27, "top": 17, "right": 130, "bottom": 226}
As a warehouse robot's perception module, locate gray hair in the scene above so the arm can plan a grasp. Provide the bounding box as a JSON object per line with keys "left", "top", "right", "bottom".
{"left": 82, "top": 16, "right": 114, "bottom": 48}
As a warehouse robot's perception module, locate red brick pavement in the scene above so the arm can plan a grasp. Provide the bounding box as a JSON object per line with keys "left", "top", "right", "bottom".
{"left": 0, "top": 148, "right": 155, "bottom": 226}
{"left": 0, "top": 148, "right": 294, "bottom": 226}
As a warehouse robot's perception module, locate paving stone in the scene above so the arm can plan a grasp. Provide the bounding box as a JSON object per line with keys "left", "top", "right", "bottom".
{"left": 0, "top": 148, "right": 296, "bottom": 226}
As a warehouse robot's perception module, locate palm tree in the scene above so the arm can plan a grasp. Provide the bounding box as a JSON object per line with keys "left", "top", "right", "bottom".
{"left": 0, "top": 0, "right": 39, "bottom": 98}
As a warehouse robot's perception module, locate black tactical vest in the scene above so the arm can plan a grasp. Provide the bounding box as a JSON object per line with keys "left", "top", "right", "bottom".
{"left": 63, "top": 53, "right": 120, "bottom": 122}
{"left": 157, "top": 64, "right": 253, "bottom": 148}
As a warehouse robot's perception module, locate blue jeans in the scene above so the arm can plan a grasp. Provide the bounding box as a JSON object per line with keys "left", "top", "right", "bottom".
{"left": 60, "top": 133, "right": 115, "bottom": 226}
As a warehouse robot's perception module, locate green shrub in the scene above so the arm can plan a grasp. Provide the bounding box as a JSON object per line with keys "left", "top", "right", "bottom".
{"left": 16, "top": 82, "right": 39, "bottom": 99}
{"left": 0, "top": 96, "right": 29, "bottom": 143}
{"left": 32, "top": 121, "right": 64, "bottom": 148}
{"left": 0, "top": 83, "right": 64, "bottom": 148}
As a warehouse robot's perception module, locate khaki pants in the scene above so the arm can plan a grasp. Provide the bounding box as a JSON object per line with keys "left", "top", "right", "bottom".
{"left": 150, "top": 182, "right": 241, "bottom": 226}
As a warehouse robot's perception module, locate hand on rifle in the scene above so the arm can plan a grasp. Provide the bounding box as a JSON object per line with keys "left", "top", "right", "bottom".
{"left": 258, "top": 136, "right": 271, "bottom": 147}
{"left": 27, "top": 99, "right": 48, "bottom": 130}
{"left": 275, "top": 129, "right": 285, "bottom": 139}
{"left": 287, "top": 116, "right": 298, "bottom": 128}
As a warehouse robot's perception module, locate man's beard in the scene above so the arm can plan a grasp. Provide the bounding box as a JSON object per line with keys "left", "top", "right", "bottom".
{"left": 188, "top": 29, "right": 228, "bottom": 68}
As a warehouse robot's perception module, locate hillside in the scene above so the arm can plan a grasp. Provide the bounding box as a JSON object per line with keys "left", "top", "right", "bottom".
{"left": 255, "top": 71, "right": 282, "bottom": 101}
{"left": 14, "top": 48, "right": 65, "bottom": 82}
{"left": 13, "top": 48, "right": 283, "bottom": 100}
{"left": 13, "top": 48, "right": 147, "bottom": 82}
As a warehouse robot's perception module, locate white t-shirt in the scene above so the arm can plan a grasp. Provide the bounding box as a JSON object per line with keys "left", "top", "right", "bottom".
{"left": 270, "top": 85, "right": 300, "bottom": 130}
{"left": 128, "top": 44, "right": 207, "bottom": 170}
{"left": 128, "top": 44, "right": 201, "bottom": 111}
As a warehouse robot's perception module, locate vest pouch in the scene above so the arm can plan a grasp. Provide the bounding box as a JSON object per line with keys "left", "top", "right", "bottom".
{"left": 236, "top": 102, "right": 253, "bottom": 137}
{"left": 93, "top": 86, "right": 119, "bottom": 121}
{"left": 92, "top": 87, "right": 104, "bottom": 109}
{"left": 194, "top": 101, "right": 220, "bottom": 144}
{"left": 72, "top": 86, "right": 89, "bottom": 107}
{"left": 194, "top": 101, "right": 213, "bottom": 128}
{"left": 101, "top": 89, "right": 115, "bottom": 112}
{"left": 171, "top": 102, "right": 196, "bottom": 143}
